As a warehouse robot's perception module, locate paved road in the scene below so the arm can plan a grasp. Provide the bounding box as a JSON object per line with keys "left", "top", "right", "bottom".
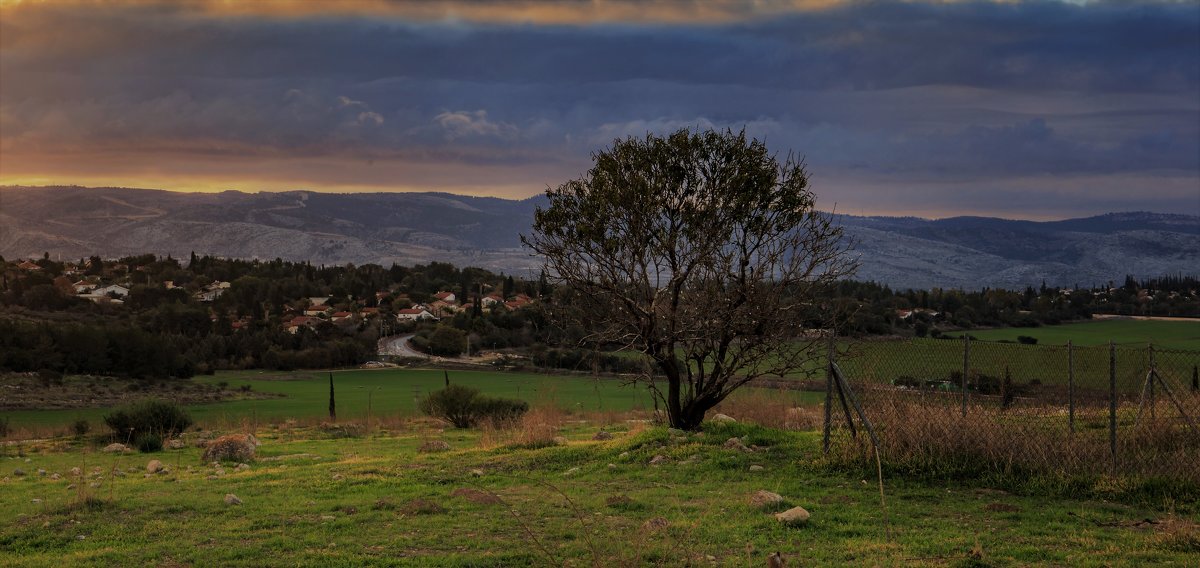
{"left": 377, "top": 334, "right": 428, "bottom": 358}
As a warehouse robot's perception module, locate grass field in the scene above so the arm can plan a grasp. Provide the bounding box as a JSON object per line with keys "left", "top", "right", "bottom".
{"left": 946, "top": 319, "right": 1200, "bottom": 351}
{"left": 1, "top": 368, "right": 826, "bottom": 435}
{"left": 2, "top": 421, "right": 1197, "bottom": 566}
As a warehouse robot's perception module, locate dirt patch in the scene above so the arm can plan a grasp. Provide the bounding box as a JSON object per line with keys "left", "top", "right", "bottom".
{"left": 401, "top": 498, "right": 445, "bottom": 515}
{"left": 451, "top": 488, "right": 503, "bottom": 505}
{"left": 984, "top": 502, "right": 1021, "bottom": 513}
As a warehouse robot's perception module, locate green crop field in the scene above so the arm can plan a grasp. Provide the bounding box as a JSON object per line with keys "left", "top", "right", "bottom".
{"left": 946, "top": 319, "right": 1200, "bottom": 351}
{"left": 1, "top": 422, "right": 1195, "bottom": 566}
{"left": 2, "top": 368, "right": 826, "bottom": 434}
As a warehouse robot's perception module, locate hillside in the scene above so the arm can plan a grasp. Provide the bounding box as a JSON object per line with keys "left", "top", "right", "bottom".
{"left": 2, "top": 186, "right": 1197, "bottom": 289}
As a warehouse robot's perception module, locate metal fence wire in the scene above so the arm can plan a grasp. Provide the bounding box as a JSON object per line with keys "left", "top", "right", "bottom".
{"left": 826, "top": 338, "right": 1200, "bottom": 483}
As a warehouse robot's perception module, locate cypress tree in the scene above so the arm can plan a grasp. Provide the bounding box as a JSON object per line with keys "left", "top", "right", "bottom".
{"left": 328, "top": 372, "right": 336, "bottom": 421}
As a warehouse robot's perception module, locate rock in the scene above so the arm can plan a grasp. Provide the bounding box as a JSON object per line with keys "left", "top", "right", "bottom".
{"left": 418, "top": 440, "right": 451, "bottom": 453}
{"left": 470, "top": 469, "right": 485, "bottom": 477}
{"left": 50, "top": 473, "right": 61, "bottom": 480}
{"left": 750, "top": 490, "right": 784, "bottom": 508}
{"left": 166, "top": 439, "right": 185, "bottom": 450}
{"left": 649, "top": 454, "right": 668, "bottom": 465}
{"left": 102, "top": 443, "right": 129, "bottom": 453}
{"left": 146, "top": 460, "right": 164, "bottom": 474}
{"left": 618, "top": 451, "right": 630, "bottom": 458}
{"left": 607, "top": 463, "right": 616, "bottom": 469}
{"left": 69, "top": 467, "right": 81, "bottom": 476}
{"left": 564, "top": 467, "right": 580, "bottom": 476}
{"left": 749, "top": 465, "right": 765, "bottom": 472}
{"left": 224, "top": 493, "right": 242, "bottom": 506}
{"left": 31, "top": 498, "right": 42, "bottom": 504}
{"left": 234, "top": 463, "right": 250, "bottom": 472}
{"left": 723, "top": 438, "right": 750, "bottom": 452}
{"left": 592, "top": 430, "right": 613, "bottom": 441}
{"left": 13, "top": 468, "right": 25, "bottom": 476}
{"left": 88, "top": 482, "right": 101, "bottom": 488}
{"left": 775, "top": 506, "right": 810, "bottom": 525}
{"left": 332, "top": 474, "right": 343, "bottom": 481}
{"left": 202, "top": 434, "right": 257, "bottom": 463}
{"left": 711, "top": 413, "right": 737, "bottom": 423}
{"left": 66, "top": 484, "right": 76, "bottom": 490}
{"left": 553, "top": 436, "right": 569, "bottom": 446}
{"left": 37, "top": 469, "right": 46, "bottom": 476}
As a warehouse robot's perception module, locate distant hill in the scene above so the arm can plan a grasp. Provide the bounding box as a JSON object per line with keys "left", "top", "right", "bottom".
{"left": 2, "top": 185, "right": 1197, "bottom": 289}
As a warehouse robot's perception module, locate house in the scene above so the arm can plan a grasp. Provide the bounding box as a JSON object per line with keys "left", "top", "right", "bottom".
{"left": 303, "top": 306, "right": 331, "bottom": 317}
{"left": 195, "top": 281, "right": 230, "bottom": 302}
{"left": 72, "top": 280, "right": 96, "bottom": 294}
{"left": 433, "top": 291, "right": 457, "bottom": 303}
{"left": 92, "top": 284, "right": 130, "bottom": 298}
{"left": 359, "top": 307, "right": 380, "bottom": 318}
{"left": 17, "top": 260, "right": 41, "bottom": 271}
{"left": 428, "top": 300, "right": 456, "bottom": 316}
{"left": 396, "top": 308, "right": 436, "bottom": 322}
{"left": 895, "top": 309, "right": 914, "bottom": 321}
{"left": 308, "top": 297, "right": 331, "bottom": 307}
{"left": 285, "top": 316, "right": 320, "bottom": 334}
{"left": 331, "top": 311, "right": 353, "bottom": 322}
{"left": 481, "top": 293, "right": 505, "bottom": 308}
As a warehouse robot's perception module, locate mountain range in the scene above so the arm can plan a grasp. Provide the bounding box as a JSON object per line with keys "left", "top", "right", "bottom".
{"left": 2, "top": 186, "right": 1197, "bottom": 290}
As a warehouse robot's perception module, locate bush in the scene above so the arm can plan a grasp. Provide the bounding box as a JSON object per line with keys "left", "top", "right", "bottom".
{"left": 103, "top": 399, "right": 193, "bottom": 440}
{"left": 419, "top": 385, "right": 529, "bottom": 428}
{"left": 201, "top": 434, "right": 257, "bottom": 463}
{"left": 1017, "top": 335, "right": 1039, "bottom": 345}
{"left": 134, "top": 432, "right": 163, "bottom": 453}
{"left": 0, "top": 416, "right": 9, "bottom": 438}
{"left": 72, "top": 419, "right": 91, "bottom": 437}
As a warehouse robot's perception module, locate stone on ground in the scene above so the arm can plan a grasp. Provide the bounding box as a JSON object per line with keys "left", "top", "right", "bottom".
{"left": 750, "top": 490, "right": 785, "bottom": 508}
{"left": 224, "top": 493, "right": 242, "bottom": 506}
{"left": 749, "top": 465, "right": 765, "bottom": 472}
{"left": 711, "top": 413, "right": 737, "bottom": 423}
{"left": 102, "top": 443, "right": 130, "bottom": 453}
{"left": 649, "top": 454, "right": 669, "bottom": 465}
{"left": 418, "top": 440, "right": 451, "bottom": 453}
{"left": 723, "top": 437, "right": 750, "bottom": 452}
{"left": 775, "top": 506, "right": 810, "bottom": 525}
{"left": 146, "top": 460, "right": 164, "bottom": 474}
{"left": 592, "top": 430, "right": 613, "bottom": 441}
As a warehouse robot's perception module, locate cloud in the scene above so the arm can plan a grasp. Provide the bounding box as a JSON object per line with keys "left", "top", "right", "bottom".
{"left": 434, "top": 110, "right": 516, "bottom": 140}
{"left": 0, "top": 0, "right": 1196, "bottom": 216}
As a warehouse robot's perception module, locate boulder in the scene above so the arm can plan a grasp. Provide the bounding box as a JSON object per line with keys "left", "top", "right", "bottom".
{"left": 224, "top": 493, "right": 242, "bottom": 506}
{"left": 775, "top": 506, "right": 810, "bottom": 525}
{"left": 166, "top": 439, "right": 186, "bottom": 450}
{"left": 649, "top": 454, "right": 669, "bottom": 465}
{"left": 711, "top": 413, "right": 737, "bottom": 423}
{"left": 750, "top": 490, "right": 784, "bottom": 508}
{"left": 592, "top": 430, "right": 614, "bottom": 441}
{"left": 749, "top": 465, "right": 765, "bottom": 472}
{"left": 552, "top": 436, "right": 569, "bottom": 446}
{"left": 202, "top": 434, "right": 257, "bottom": 463}
{"left": 102, "top": 443, "right": 130, "bottom": 453}
{"left": 146, "top": 460, "right": 164, "bottom": 474}
{"left": 12, "top": 468, "right": 25, "bottom": 477}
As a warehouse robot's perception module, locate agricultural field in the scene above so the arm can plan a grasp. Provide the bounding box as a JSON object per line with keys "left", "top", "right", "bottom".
{"left": 946, "top": 319, "right": 1200, "bottom": 351}
{"left": 2, "top": 420, "right": 1197, "bottom": 566}
{"left": 0, "top": 368, "right": 826, "bottom": 436}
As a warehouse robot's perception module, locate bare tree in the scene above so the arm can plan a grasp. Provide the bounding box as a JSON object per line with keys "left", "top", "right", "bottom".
{"left": 524, "top": 128, "right": 856, "bottom": 430}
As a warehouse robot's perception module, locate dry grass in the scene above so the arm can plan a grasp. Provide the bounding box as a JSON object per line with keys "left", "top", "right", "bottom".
{"left": 830, "top": 389, "right": 1200, "bottom": 483}
{"left": 478, "top": 404, "right": 568, "bottom": 449}
{"left": 712, "top": 389, "right": 822, "bottom": 431}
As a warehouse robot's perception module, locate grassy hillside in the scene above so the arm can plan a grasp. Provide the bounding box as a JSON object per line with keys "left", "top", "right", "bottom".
{"left": 2, "top": 422, "right": 1196, "bottom": 566}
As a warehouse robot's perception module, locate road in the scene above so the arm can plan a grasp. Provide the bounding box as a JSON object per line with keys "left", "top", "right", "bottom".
{"left": 377, "top": 334, "right": 428, "bottom": 358}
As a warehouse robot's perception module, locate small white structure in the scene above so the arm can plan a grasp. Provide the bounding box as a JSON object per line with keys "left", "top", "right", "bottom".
{"left": 396, "top": 308, "right": 436, "bottom": 322}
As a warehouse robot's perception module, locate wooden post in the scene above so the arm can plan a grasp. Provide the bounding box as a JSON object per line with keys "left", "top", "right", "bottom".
{"left": 962, "top": 335, "right": 970, "bottom": 417}
{"left": 1067, "top": 340, "right": 1075, "bottom": 434}
{"left": 1109, "top": 342, "right": 1117, "bottom": 475}
{"left": 823, "top": 333, "right": 834, "bottom": 455}
{"left": 1147, "top": 344, "right": 1155, "bottom": 420}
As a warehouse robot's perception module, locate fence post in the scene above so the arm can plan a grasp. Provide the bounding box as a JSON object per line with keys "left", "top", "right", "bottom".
{"left": 1148, "top": 344, "right": 1155, "bottom": 420}
{"left": 962, "top": 335, "right": 970, "bottom": 417}
{"left": 1109, "top": 341, "right": 1117, "bottom": 475}
{"left": 823, "top": 333, "right": 834, "bottom": 455}
{"left": 1067, "top": 340, "right": 1075, "bottom": 435}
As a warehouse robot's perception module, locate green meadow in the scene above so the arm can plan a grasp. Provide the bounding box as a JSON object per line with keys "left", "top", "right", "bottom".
{"left": 2, "top": 368, "right": 826, "bottom": 434}
{"left": 2, "top": 423, "right": 1196, "bottom": 566}
{"left": 946, "top": 318, "right": 1200, "bottom": 351}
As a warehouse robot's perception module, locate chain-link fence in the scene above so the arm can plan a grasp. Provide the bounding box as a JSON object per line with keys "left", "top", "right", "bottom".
{"left": 826, "top": 338, "right": 1200, "bottom": 483}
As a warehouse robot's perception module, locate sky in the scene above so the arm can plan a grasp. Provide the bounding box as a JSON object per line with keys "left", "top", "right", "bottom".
{"left": 1, "top": 0, "right": 1198, "bottom": 219}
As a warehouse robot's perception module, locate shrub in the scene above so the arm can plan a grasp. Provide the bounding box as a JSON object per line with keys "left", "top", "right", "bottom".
{"left": 202, "top": 434, "right": 257, "bottom": 463}
{"left": 0, "top": 416, "right": 9, "bottom": 438}
{"left": 134, "top": 432, "right": 163, "bottom": 453}
{"left": 419, "top": 385, "right": 529, "bottom": 428}
{"left": 103, "top": 399, "right": 193, "bottom": 440}
{"left": 72, "top": 419, "right": 91, "bottom": 437}
{"left": 1017, "top": 335, "right": 1039, "bottom": 345}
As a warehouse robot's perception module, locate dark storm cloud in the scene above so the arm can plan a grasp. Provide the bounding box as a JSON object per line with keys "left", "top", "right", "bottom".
{"left": 0, "top": 0, "right": 1196, "bottom": 215}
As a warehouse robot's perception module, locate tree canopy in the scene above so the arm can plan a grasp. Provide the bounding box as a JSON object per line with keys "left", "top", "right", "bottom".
{"left": 525, "top": 128, "right": 856, "bottom": 429}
